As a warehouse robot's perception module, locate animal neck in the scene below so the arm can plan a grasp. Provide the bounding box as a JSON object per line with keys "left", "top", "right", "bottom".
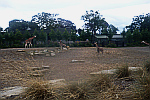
{"left": 96, "top": 44, "right": 99, "bottom": 48}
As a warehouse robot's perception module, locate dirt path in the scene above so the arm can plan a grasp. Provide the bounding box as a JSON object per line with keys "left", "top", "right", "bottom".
{"left": 1, "top": 47, "right": 150, "bottom": 89}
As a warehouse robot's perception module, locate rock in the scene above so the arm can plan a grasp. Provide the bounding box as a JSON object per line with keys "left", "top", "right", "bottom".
{"left": 30, "top": 67, "right": 42, "bottom": 71}
{"left": 1, "top": 86, "right": 27, "bottom": 99}
{"left": 30, "top": 73, "right": 44, "bottom": 77}
{"left": 47, "top": 79, "right": 66, "bottom": 88}
{"left": 30, "top": 52, "right": 34, "bottom": 56}
{"left": 70, "top": 60, "right": 85, "bottom": 63}
{"left": 51, "top": 52, "right": 55, "bottom": 56}
{"left": 45, "top": 53, "right": 50, "bottom": 57}
{"left": 63, "top": 47, "right": 67, "bottom": 50}
{"left": 128, "top": 67, "right": 143, "bottom": 71}
{"left": 42, "top": 65, "right": 50, "bottom": 69}
{"left": 90, "top": 69, "right": 118, "bottom": 75}
{"left": 17, "top": 50, "right": 25, "bottom": 52}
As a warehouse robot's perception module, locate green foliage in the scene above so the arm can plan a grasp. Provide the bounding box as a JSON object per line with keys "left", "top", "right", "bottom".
{"left": 62, "top": 28, "right": 70, "bottom": 42}
{"left": 106, "top": 43, "right": 116, "bottom": 48}
{"left": 107, "top": 28, "right": 114, "bottom": 41}
{"left": 49, "top": 29, "right": 57, "bottom": 41}
{"left": 133, "top": 29, "right": 142, "bottom": 43}
{"left": 56, "top": 29, "right": 62, "bottom": 41}
{"left": 14, "top": 29, "right": 23, "bottom": 44}
{"left": 70, "top": 29, "right": 77, "bottom": 42}
{"left": 126, "top": 30, "right": 133, "bottom": 43}
{"left": 31, "top": 12, "right": 58, "bottom": 29}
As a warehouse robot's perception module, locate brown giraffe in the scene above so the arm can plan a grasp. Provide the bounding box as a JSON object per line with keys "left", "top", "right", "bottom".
{"left": 141, "top": 41, "right": 150, "bottom": 48}
{"left": 94, "top": 42, "right": 103, "bottom": 54}
{"left": 25, "top": 36, "right": 36, "bottom": 48}
{"left": 58, "top": 40, "right": 63, "bottom": 50}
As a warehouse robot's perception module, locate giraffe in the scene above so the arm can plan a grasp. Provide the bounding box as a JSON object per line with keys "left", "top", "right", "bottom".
{"left": 58, "top": 40, "right": 63, "bottom": 50}
{"left": 141, "top": 41, "right": 150, "bottom": 48}
{"left": 25, "top": 36, "right": 36, "bottom": 48}
{"left": 94, "top": 42, "right": 103, "bottom": 54}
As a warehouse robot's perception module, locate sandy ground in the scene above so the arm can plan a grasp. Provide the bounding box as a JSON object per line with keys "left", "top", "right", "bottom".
{"left": 0, "top": 47, "right": 150, "bottom": 89}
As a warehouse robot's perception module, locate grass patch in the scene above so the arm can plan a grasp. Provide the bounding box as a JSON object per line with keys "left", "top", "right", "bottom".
{"left": 115, "top": 64, "right": 130, "bottom": 78}
{"left": 21, "top": 81, "right": 59, "bottom": 100}
{"left": 144, "top": 60, "right": 150, "bottom": 73}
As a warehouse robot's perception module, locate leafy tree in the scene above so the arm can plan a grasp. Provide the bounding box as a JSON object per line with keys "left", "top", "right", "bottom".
{"left": 109, "top": 24, "right": 119, "bottom": 34}
{"left": 33, "top": 29, "right": 40, "bottom": 41}
{"left": 23, "top": 30, "right": 31, "bottom": 41}
{"left": 49, "top": 29, "right": 57, "bottom": 41}
{"left": 141, "top": 28, "right": 150, "bottom": 43}
{"left": 0, "top": 33, "right": 3, "bottom": 45}
{"left": 31, "top": 12, "right": 58, "bottom": 29}
{"left": 9, "top": 19, "right": 28, "bottom": 32}
{"left": 141, "top": 13, "right": 150, "bottom": 31}
{"left": 101, "top": 28, "right": 108, "bottom": 35}
{"left": 62, "top": 28, "right": 70, "bottom": 42}
{"left": 3, "top": 32, "right": 10, "bottom": 45}
{"left": 132, "top": 29, "right": 141, "bottom": 43}
{"left": 9, "top": 31, "right": 15, "bottom": 46}
{"left": 40, "top": 29, "right": 46, "bottom": 43}
{"left": 0, "top": 27, "right": 3, "bottom": 31}
{"left": 81, "top": 10, "right": 107, "bottom": 43}
{"left": 56, "top": 29, "right": 62, "bottom": 41}
{"left": 126, "top": 30, "right": 133, "bottom": 43}
{"left": 57, "top": 18, "right": 76, "bottom": 30}
{"left": 70, "top": 29, "right": 77, "bottom": 42}
{"left": 107, "top": 28, "right": 114, "bottom": 41}
{"left": 14, "top": 29, "right": 23, "bottom": 44}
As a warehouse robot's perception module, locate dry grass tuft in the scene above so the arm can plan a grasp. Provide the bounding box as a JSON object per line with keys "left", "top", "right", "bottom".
{"left": 144, "top": 60, "right": 150, "bottom": 73}
{"left": 115, "top": 64, "right": 130, "bottom": 78}
{"left": 21, "top": 81, "right": 59, "bottom": 100}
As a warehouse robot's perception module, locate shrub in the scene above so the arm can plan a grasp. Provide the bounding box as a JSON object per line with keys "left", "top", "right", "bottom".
{"left": 106, "top": 43, "right": 117, "bottom": 48}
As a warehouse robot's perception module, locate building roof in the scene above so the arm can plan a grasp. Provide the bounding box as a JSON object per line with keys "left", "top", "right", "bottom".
{"left": 95, "top": 34, "right": 123, "bottom": 39}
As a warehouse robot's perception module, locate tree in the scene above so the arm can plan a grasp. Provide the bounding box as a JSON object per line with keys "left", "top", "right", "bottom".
{"left": 141, "top": 28, "right": 150, "bottom": 43}
{"left": 40, "top": 29, "right": 46, "bottom": 43}
{"left": 62, "top": 28, "right": 70, "bottom": 42}
{"left": 109, "top": 24, "right": 119, "bottom": 34}
{"left": 31, "top": 12, "right": 58, "bottom": 29}
{"left": 0, "top": 32, "right": 3, "bottom": 46}
{"left": 56, "top": 29, "right": 62, "bottom": 41}
{"left": 126, "top": 30, "right": 133, "bottom": 43}
{"left": 132, "top": 29, "right": 141, "bottom": 43}
{"left": 107, "top": 28, "right": 114, "bottom": 42}
{"left": 49, "top": 29, "right": 57, "bottom": 41}
{"left": 14, "top": 29, "right": 23, "bottom": 44}
{"left": 81, "top": 10, "right": 107, "bottom": 43}
{"left": 9, "top": 19, "right": 28, "bottom": 32}
{"left": 70, "top": 29, "right": 77, "bottom": 42}
{"left": 57, "top": 18, "right": 76, "bottom": 30}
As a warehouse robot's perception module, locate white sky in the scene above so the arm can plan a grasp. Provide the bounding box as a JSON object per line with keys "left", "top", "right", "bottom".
{"left": 0, "top": 0, "right": 150, "bottom": 33}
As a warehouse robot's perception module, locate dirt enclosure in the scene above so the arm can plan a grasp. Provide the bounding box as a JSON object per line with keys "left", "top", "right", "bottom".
{"left": 0, "top": 47, "right": 150, "bottom": 89}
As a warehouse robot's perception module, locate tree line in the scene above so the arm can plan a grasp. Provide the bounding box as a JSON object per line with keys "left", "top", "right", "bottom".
{"left": 121, "top": 13, "right": 150, "bottom": 46}
{"left": 0, "top": 11, "right": 150, "bottom": 48}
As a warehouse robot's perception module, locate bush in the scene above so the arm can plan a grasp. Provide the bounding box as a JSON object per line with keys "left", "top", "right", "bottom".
{"left": 106, "top": 43, "right": 116, "bottom": 48}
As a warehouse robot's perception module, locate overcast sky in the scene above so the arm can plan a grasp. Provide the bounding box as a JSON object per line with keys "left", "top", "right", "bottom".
{"left": 0, "top": 0, "right": 150, "bottom": 33}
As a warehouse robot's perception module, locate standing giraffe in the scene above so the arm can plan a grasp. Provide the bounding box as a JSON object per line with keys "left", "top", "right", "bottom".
{"left": 58, "top": 40, "right": 63, "bottom": 50}
{"left": 25, "top": 36, "right": 36, "bottom": 48}
{"left": 94, "top": 42, "right": 103, "bottom": 54}
{"left": 141, "top": 41, "right": 150, "bottom": 48}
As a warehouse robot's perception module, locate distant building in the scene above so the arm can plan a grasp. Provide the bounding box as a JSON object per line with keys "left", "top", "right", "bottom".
{"left": 95, "top": 34, "right": 125, "bottom": 47}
